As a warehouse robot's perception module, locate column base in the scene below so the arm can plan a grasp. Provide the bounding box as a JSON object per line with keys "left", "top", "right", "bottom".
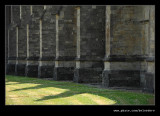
{"left": 15, "top": 64, "right": 26, "bottom": 76}
{"left": 38, "top": 65, "right": 54, "bottom": 78}
{"left": 102, "top": 70, "right": 141, "bottom": 88}
{"left": 73, "top": 68, "right": 102, "bottom": 83}
{"left": 142, "top": 72, "right": 154, "bottom": 93}
{"left": 6, "top": 63, "right": 16, "bottom": 75}
{"left": 25, "top": 65, "right": 38, "bottom": 78}
{"left": 102, "top": 70, "right": 110, "bottom": 87}
{"left": 53, "top": 67, "right": 74, "bottom": 81}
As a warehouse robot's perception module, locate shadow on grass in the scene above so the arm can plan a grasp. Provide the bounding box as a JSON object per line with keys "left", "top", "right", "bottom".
{"left": 6, "top": 75, "right": 153, "bottom": 105}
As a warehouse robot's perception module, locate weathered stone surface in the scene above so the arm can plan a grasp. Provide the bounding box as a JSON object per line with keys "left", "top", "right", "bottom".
{"left": 54, "top": 67, "right": 74, "bottom": 80}
{"left": 74, "top": 68, "right": 102, "bottom": 83}
{"left": 110, "top": 6, "right": 145, "bottom": 55}
{"left": 143, "top": 72, "right": 154, "bottom": 93}
{"left": 38, "top": 66, "right": 54, "bottom": 78}
{"left": 6, "top": 5, "right": 155, "bottom": 93}
{"left": 25, "top": 65, "right": 38, "bottom": 78}
{"left": 6, "top": 64, "right": 16, "bottom": 75}
{"left": 16, "top": 64, "right": 26, "bottom": 76}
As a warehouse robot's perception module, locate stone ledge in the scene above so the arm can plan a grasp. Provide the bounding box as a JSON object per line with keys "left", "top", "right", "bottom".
{"left": 55, "top": 56, "right": 76, "bottom": 61}
{"left": 39, "top": 57, "right": 55, "bottom": 61}
{"left": 103, "top": 55, "right": 147, "bottom": 62}
{"left": 75, "top": 56, "right": 103, "bottom": 61}
{"left": 26, "top": 57, "right": 40, "bottom": 61}
{"left": 102, "top": 70, "right": 141, "bottom": 87}
{"left": 146, "top": 56, "right": 155, "bottom": 62}
{"left": 8, "top": 57, "right": 17, "bottom": 60}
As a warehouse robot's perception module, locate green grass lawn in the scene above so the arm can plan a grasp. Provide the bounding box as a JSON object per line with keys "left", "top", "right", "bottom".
{"left": 5, "top": 75, "right": 154, "bottom": 105}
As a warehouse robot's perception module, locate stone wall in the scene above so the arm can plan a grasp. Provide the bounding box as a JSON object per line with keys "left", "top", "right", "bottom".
{"left": 6, "top": 5, "right": 155, "bottom": 93}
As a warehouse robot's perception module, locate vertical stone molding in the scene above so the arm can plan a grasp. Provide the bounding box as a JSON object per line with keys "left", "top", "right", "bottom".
{"left": 11, "top": 5, "right": 13, "bottom": 23}
{"left": 15, "top": 26, "right": 19, "bottom": 75}
{"left": 53, "top": 14, "right": 59, "bottom": 80}
{"left": 143, "top": 6, "right": 155, "bottom": 93}
{"left": 27, "top": 24, "right": 29, "bottom": 58}
{"left": 26, "top": 6, "right": 44, "bottom": 78}
{"left": 30, "top": 5, "right": 32, "bottom": 15}
{"left": 8, "top": 29, "right": 10, "bottom": 59}
{"left": 102, "top": 5, "right": 111, "bottom": 87}
{"left": 38, "top": 19, "right": 42, "bottom": 78}
{"left": 76, "top": 7, "right": 80, "bottom": 60}
{"left": 44, "top": 5, "right": 46, "bottom": 10}
{"left": 54, "top": 6, "right": 76, "bottom": 81}
{"left": 55, "top": 14, "right": 59, "bottom": 60}
{"left": 6, "top": 6, "right": 18, "bottom": 75}
{"left": 76, "top": 7, "right": 80, "bottom": 69}
{"left": 25, "top": 24, "right": 29, "bottom": 76}
{"left": 20, "top": 5, "right": 22, "bottom": 20}
{"left": 74, "top": 7, "right": 81, "bottom": 82}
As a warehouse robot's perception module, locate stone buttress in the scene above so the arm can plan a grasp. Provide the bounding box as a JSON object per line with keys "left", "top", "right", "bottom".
{"left": 74, "top": 6, "right": 105, "bottom": 83}
{"left": 6, "top": 5, "right": 155, "bottom": 93}
{"left": 54, "top": 6, "right": 77, "bottom": 81}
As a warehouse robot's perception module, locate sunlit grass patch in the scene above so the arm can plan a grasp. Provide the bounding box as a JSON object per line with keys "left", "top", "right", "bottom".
{"left": 5, "top": 75, "right": 154, "bottom": 105}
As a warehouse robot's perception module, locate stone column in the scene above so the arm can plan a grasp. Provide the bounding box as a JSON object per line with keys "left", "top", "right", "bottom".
{"left": 6, "top": 29, "right": 10, "bottom": 74}
{"left": 30, "top": 5, "right": 33, "bottom": 15}
{"left": 8, "top": 29, "right": 10, "bottom": 62}
{"left": 38, "top": 19, "right": 43, "bottom": 78}
{"left": 74, "top": 7, "right": 81, "bottom": 82}
{"left": 55, "top": 14, "right": 59, "bottom": 67}
{"left": 11, "top": 5, "right": 13, "bottom": 23}
{"left": 15, "top": 26, "right": 19, "bottom": 75}
{"left": 144, "top": 5, "right": 155, "bottom": 93}
{"left": 53, "top": 14, "right": 59, "bottom": 80}
{"left": 20, "top": 5, "right": 22, "bottom": 20}
{"left": 53, "top": 6, "right": 76, "bottom": 81}
{"left": 102, "top": 5, "right": 111, "bottom": 87}
{"left": 7, "top": 6, "right": 17, "bottom": 75}
{"left": 74, "top": 6, "right": 105, "bottom": 83}
{"left": 25, "top": 5, "right": 42, "bottom": 78}
{"left": 140, "top": 6, "right": 150, "bottom": 90}
{"left": 25, "top": 24, "right": 29, "bottom": 76}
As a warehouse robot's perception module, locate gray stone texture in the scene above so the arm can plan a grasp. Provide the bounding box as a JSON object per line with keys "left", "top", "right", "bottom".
{"left": 6, "top": 5, "right": 155, "bottom": 93}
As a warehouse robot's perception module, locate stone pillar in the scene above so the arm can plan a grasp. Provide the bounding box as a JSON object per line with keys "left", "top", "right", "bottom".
{"left": 15, "top": 26, "right": 19, "bottom": 75}
{"left": 102, "top": 5, "right": 111, "bottom": 87}
{"left": 16, "top": 6, "right": 30, "bottom": 76}
{"left": 140, "top": 6, "right": 150, "bottom": 90}
{"left": 20, "top": 5, "right": 22, "bottom": 20}
{"left": 54, "top": 14, "right": 59, "bottom": 80}
{"left": 26, "top": 6, "right": 43, "bottom": 78}
{"left": 38, "top": 19, "right": 42, "bottom": 78}
{"left": 143, "top": 6, "right": 155, "bottom": 93}
{"left": 74, "top": 6, "right": 105, "bottom": 83}
{"left": 11, "top": 5, "right": 13, "bottom": 23}
{"left": 8, "top": 29, "right": 10, "bottom": 62}
{"left": 30, "top": 5, "right": 32, "bottom": 15}
{"left": 7, "top": 6, "right": 17, "bottom": 75}
{"left": 53, "top": 6, "right": 76, "bottom": 81}
{"left": 25, "top": 24, "right": 29, "bottom": 76}
{"left": 74, "top": 7, "right": 81, "bottom": 82}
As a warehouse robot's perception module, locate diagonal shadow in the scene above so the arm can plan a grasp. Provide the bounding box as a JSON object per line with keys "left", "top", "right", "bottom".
{"left": 5, "top": 76, "right": 126, "bottom": 104}
{"left": 36, "top": 91, "right": 84, "bottom": 101}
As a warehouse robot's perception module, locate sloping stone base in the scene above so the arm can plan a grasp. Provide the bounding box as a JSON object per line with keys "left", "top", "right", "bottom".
{"left": 142, "top": 72, "right": 154, "bottom": 93}
{"left": 74, "top": 68, "right": 102, "bottom": 83}
{"left": 102, "top": 70, "right": 140, "bottom": 87}
{"left": 38, "top": 65, "right": 54, "bottom": 78}
{"left": 53, "top": 67, "right": 74, "bottom": 81}
{"left": 6, "top": 64, "right": 16, "bottom": 75}
{"left": 25, "top": 65, "right": 38, "bottom": 78}
{"left": 16, "top": 64, "right": 26, "bottom": 76}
